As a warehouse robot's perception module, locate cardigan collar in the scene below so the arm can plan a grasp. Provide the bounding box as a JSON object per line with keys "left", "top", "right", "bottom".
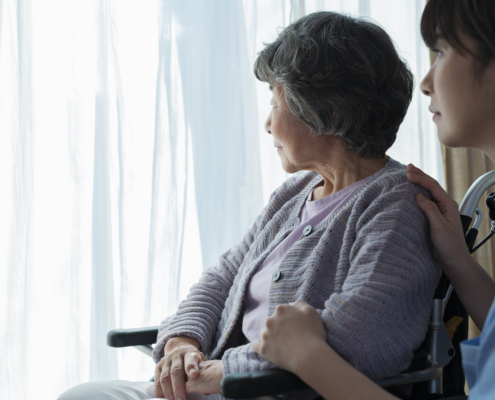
{"left": 283, "top": 156, "right": 398, "bottom": 230}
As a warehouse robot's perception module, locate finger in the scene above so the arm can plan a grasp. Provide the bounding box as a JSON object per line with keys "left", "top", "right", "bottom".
{"left": 407, "top": 163, "right": 430, "bottom": 177}
{"left": 160, "top": 362, "right": 175, "bottom": 400}
{"left": 408, "top": 171, "right": 459, "bottom": 216}
{"left": 170, "top": 358, "right": 187, "bottom": 400}
{"left": 265, "top": 314, "right": 276, "bottom": 329}
{"left": 154, "top": 364, "right": 165, "bottom": 399}
{"left": 416, "top": 193, "right": 448, "bottom": 230}
{"left": 407, "top": 172, "right": 450, "bottom": 203}
{"left": 291, "top": 300, "right": 310, "bottom": 310}
{"left": 185, "top": 351, "right": 203, "bottom": 379}
{"left": 407, "top": 170, "right": 441, "bottom": 191}
{"left": 252, "top": 339, "right": 262, "bottom": 355}
{"left": 274, "top": 304, "right": 290, "bottom": 314}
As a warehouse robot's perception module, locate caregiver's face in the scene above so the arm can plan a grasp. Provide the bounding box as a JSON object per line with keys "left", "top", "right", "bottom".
{"left": 420, "top": 32, "right": 495, "bottom": 152}
{"left": 265, "top": 86, "right": 319, "bottom": 174}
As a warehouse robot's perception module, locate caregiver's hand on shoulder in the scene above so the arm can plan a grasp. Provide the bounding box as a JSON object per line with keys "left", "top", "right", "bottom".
{"left": 253, "top": 301, "right": 327, "bottom": 374}
{"left": 155, "top": 336, "right": 206, "bottom": 400}
{"left": 186, "top": 360, "right": 223, "bottom": 395}
{"left": 407, "top": 164, "right": 471, "bottom": 271}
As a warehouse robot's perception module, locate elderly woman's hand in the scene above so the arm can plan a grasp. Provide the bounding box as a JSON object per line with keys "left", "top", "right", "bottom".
{"left": 253, "top": 301, "right": 327, "bottom": 374}
{"left": 185, "top": 360, "right": 223, "bottom": 395}
{"left": 154, "top": 336, "right": 206, "bottom": 400}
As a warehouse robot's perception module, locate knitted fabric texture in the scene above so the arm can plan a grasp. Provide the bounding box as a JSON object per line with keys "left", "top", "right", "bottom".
{"left": 152, "top": 158, "right": 440, "bottom": 397}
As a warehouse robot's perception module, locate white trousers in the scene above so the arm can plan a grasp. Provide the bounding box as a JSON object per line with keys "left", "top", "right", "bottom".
{"left": 57, "top": 380, "right": 224, "bottom": 400}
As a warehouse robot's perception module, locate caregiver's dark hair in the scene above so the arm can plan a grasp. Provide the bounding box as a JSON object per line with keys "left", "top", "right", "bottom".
{"left": 254, "top": 12, "right": 413, "bottom": 159}
{"left": 421, "top": 0, "right": 495, "bottom": 70}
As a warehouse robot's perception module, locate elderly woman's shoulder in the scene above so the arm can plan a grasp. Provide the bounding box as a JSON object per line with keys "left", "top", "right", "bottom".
{"left": 364, "top": 158, "right": 431, "bottom": 201}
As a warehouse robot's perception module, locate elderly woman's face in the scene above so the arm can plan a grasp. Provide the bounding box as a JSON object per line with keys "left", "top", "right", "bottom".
{"left": 265, "top": 86, "right": 326, "bottom": 174}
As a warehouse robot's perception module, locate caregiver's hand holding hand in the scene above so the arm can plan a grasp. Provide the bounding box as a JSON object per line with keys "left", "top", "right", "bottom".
{"left": 407, "top": 163, "right": 495, "bottom": 330}
{"left": 155, "top": 336, "right": 206, "bottom": 400}
{"left": 253, "top": 301, "right": 327, "bottom": 374}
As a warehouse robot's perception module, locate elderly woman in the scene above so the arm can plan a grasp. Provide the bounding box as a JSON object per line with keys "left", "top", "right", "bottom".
{"left": 59, "top": 11, "right": 440, "bottom": 400}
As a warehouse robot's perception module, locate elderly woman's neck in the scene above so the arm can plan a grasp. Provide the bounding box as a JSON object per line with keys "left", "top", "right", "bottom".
{"left": 311, "top": 155, "right": 388, "bottom": 201}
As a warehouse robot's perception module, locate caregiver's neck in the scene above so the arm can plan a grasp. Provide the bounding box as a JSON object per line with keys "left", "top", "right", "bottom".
{"left": 308, "top": 138, "right": 388, "bottom": 201}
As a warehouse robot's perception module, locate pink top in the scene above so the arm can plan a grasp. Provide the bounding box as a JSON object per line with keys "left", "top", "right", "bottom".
{"left": 242, "top": 172, "right": 378, "bottom": 342}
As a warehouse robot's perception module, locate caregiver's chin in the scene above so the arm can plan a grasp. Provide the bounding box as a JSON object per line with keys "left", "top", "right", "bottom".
{"left": 266, "top": 85, "right": 388, "bottom": 201}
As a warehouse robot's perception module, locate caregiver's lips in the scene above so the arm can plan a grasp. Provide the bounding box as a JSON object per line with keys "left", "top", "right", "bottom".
{"left": 429, "top": 107, "right": 441, "bottom": 121}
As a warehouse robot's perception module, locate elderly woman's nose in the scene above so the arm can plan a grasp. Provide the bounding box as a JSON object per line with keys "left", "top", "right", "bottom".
{"left": 265, "top": 111, "right": 272, "bottom": 134}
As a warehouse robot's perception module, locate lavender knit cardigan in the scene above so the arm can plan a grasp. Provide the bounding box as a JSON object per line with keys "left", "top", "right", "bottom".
{"left": 152, "top": 158, "right": 440, "bottom": 386}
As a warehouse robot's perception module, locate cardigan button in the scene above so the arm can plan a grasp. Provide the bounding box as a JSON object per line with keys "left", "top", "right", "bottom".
{"left": 303, "top": 225, "right": 313, "bottom": 236}
{"left": 272, "top": 269, "right": 281, "bottom": 282}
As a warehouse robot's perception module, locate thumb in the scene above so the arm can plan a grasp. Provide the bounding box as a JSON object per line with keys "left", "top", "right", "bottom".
{"left": 185, "top": 351, "right": 204, "bottom": 379}
{"left": 291, "top": 300, "right": 310, "bottom": 310}
{"left": 252, "top": 340, "right": 262, "bottom": 355}
{"left": 416, "top": 193, "right": 446, "bottom": 230}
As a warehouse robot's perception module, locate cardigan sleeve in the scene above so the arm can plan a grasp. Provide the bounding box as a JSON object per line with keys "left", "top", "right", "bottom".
{"left": 152, "top": 211, "right": 264, "bottom": 363}
{"left": 320, "top": 181, "right": 441, "bottom": 380}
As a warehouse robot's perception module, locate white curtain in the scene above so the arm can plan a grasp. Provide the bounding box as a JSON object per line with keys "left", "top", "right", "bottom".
{"left": 0, "top": 1, "right": 442, "bottom": 399}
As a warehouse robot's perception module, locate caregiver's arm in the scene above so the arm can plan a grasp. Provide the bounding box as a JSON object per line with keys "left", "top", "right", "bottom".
{"left": 408, "top": 164, "right": 495, "bottom": 330}
{"left": 254, "top": 302, "right": 398, "bottom": 400}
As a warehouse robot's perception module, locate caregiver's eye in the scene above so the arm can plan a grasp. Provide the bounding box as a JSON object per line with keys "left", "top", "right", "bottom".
{"left": 432, "top": 48, "right": 442, "bottom": 57}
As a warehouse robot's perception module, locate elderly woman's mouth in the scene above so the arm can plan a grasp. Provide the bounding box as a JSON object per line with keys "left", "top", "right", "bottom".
{"left": 274, "top": 144, "right": 283, "bottom": 151}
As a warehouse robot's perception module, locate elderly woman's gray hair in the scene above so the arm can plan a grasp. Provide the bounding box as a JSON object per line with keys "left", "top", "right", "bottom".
{"left": 254, "top": 12, "right": 414, "bottom": 158}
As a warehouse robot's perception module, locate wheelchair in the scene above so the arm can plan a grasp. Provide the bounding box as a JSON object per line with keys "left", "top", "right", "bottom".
{"left": 107, "top": 170, "right": 495, "bottom": 400}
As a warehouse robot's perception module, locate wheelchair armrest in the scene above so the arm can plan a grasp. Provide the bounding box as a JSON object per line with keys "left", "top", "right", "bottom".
{"left": 221, "top": 369, "right": 309, "bottom": 399}
{"left": 220, "top": 349, "right": 437, "bottom": 399}
{"left": 375, "top": 366, "right": 443, "bottom": 387}
{"left": 107, "top": 326, "right": 159, "bottom": 348}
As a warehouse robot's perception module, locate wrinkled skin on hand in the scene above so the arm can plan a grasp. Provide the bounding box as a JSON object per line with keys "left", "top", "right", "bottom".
{"left": 154, "top": 336, "right": 206, "bottom": 400}
{"left": 186, "top": 360, "right": 223, "bottom": 395}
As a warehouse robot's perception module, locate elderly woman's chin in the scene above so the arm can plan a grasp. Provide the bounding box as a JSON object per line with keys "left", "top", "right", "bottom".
{"left": 279, "top": 156, "right": 299, "bottom": 174}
